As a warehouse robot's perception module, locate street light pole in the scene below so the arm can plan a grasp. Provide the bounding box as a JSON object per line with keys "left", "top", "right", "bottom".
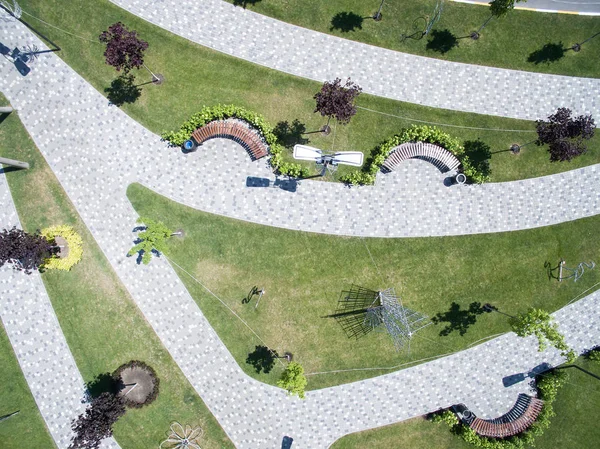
{"left": 373, "top": 0, "right": 385, "bottom": 21}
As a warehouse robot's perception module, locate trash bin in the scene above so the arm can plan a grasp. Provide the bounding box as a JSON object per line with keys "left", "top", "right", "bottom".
{"left": 183, "top": 139, "right": 197, "bottom": 152}
{"left": 455, "top": 173, "right": 467, "bottom": 185}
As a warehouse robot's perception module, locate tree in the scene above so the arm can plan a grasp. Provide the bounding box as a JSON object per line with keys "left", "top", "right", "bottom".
{"left": 0, "top": 226, "right": 56, "bottom": 274}
{"left": 314, "top": 78, "right": 362, "bottom": 133}
{"left": 277, "top": 361, "right": 307, "bottom": 399}
{"left": 69, "top": 392, "right": 126, "bottom": 449}
{"left": 99, "top": 22, "right": 148, "bottom": 73}
{"left": 128, "top": 217, "right": 175, "bottom": 265}
{"left": 509, "top": 308, "right": 575, "bottom": 363}
{"left": 536, "top": 108, "right": 595, "bottom": 162}
{"left": 471, "top": 0, "right": 527, "bottom": 39}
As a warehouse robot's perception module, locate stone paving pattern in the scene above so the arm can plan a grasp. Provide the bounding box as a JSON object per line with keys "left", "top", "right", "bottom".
{"left": 108, "top": 0, "right": 600, "bottom": 121}
{"left": 0, "top": 173, "right": 119, "bottom": 449}
{"left": 1, "top": 21, "right": 600, "bottom": 449}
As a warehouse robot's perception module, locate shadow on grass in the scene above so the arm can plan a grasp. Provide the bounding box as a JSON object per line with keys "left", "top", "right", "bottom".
{"left": 330, "top": 12, "right": 364, "bottom": 32}
{"left": 464, "top": 139, "right": 492, "bottom": 179}
{"left": 246, "top": 345, "right": 277, "bottom": 374}
{"left": 105, "top": 73, "right": 141, "bottom": 107}
{"left": 232, "top": 0, "right": 262, "bottom": 8}
{"left": 432, "top": 301, "right": 484, "bottom": 336}
{"left": 274, "top": 119, "right": 309, "bottom": 149}
{"left": 527, "top": 43, "right": 566, "bottom": 65}
{"left": 85, "top": 372, "right": 124, "bottom": 399}
{"left": 426, "top": 29, "right": 459, "bottom": 54}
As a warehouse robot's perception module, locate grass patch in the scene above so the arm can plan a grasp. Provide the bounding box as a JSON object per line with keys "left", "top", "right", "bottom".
{"left": 15, "top": 0, "right": 600, "bottom": 183}
{"left": 330, "top": 357, "right": 600, "bottom": 448}
{"left": 0, "top": 322, "right": 56, "bottom": 449}
{"left": 225, "top": 0, "right": 600, "bottom": 78}
{"left": 127, "top": 182, "right": 600, "bottom": 390}
{"left": 0, "top": 98, "right": 233, "bottom": 448}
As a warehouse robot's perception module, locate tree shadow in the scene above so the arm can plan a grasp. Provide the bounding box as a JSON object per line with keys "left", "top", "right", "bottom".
{"left": 246, "top": 345, "right": 278, "bottom": 374}
{"left": 105, "top": 73, "right": 141, "bottom": 106}
{"left": 273, "top": 119, "right": 309, "bottom": 149}
{"left": 432, "top": 301, "right": 484, "bottom": 336}
{"left": 464, "top": 139, "right": 491, "bottom": 178}
{"left": 85, "top": 372, "right": 124, "bottom": 400}
{"left": 527, "top": 42, "right": 566, "bottom": 65}
{"left": 426, "top": 29, "right": 459, "bottom": 54}
{"left": 330, "top": 12, "right": 364, "bottom": 32}
{"left": 232, "top": 0, "right": 262, "bottom": 8}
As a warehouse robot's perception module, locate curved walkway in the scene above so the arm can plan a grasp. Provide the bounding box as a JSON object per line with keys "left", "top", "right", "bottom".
{"left": 1, "top": 21, "right": 600, "bottom": 449}
{"left": 0, "top": 173, "right": 119, "bottom": 449}
{"left": 453, "top": 0, "right": 600, "bottom": 15}
{"left": 108, "top": 0, "right": 600, "bottom": 121}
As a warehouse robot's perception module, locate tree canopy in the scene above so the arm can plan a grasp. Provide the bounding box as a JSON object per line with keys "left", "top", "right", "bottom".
{"left": 0, "top": 226, "right": 56, "bottom": 274}
{"left": 489, "top": 0, "right": 527, "bottom": 18}
{"left": 509, "top": 308, "right": 575, "bottom": 363}
{"left": 536, "top": 107, "right": 595, "bottom": 162}
{"left": 69, "top": 392, "right": 126, "bottom": 449}
{"left": 128, "top": 217, "right": 173, "bottom": 264}
{"left": 99, "top": 22, "right": 148, "bottom": 73}
{"left": 277, "top": 361, "right": 307, "bottom": 399}
{"left": 314, "top": 77, "right": 362, "bottom": 125}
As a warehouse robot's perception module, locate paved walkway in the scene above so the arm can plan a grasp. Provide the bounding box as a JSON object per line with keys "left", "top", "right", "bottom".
{"left": 1, "top": 20, "right": 600, "bottom": 449}
{"left": 453, "top": 0, "right": 600, "bottom": 15}
{"left": 108, "top": 0, "right": 600, "bottom": 121}
{"left": 0, "top": 173, "right": 118, "bottom": 449}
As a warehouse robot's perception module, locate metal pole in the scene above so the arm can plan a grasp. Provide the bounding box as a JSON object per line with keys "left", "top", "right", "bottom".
{"left": 374, "top": 0, "right": 385, "bottom": 21}
{"left": 0, "top": 157, "right": 29, "bottom": 169}
{"left": 255, "top": 289, "right": 265, "bottom": 309}
{"left": 0, "top": 106, "right": 14, "bottom": 113}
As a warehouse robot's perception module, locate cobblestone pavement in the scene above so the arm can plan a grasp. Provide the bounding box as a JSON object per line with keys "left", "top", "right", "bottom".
{"left": 0, "top": 173, "right": 119, "bottom": 449}
{"left": 1, "top": 21, "right": 599, "bottom": 449}
{"left": 107, "top": 0, "right": 600, "bottom": 121}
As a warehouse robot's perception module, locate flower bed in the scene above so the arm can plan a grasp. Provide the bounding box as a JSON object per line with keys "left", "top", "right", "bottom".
{"left": 41, "top": 225, "right": 83, "bottom": 271}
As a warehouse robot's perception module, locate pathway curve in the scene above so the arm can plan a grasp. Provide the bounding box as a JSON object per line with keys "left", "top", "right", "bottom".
{"left": 1, "top": 21, "right": 599, "bottom": 449}
{"left": 454, "top": 0, "right": 600, "bottom": 15}
{"left": 0, "top": 173, "right": 119, "bottom": 449}
{"left": 108, "top": 0, "right": 600, "bottom": 121}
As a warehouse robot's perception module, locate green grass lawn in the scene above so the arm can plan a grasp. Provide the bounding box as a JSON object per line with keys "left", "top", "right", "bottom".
{"left": 225, "top": 0, "right": 600, "bottom": 78}
{"left": 0, "top": 99, "right": 234, "bottom": 449}
{"left": 16, "top": 0, "right": 600, "bottom": 183}
{"left": 0, "top": 322, "right": 57, "bottom": 449}
{"left": 128, "top": 182, "right": 600, "bottom": 390}
{"left": 331, "top": 357, "right": 600, "bottom": 448}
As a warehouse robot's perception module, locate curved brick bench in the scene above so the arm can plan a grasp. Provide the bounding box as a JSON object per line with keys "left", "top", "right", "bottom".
{"left": 382, "top": 142, "right": 461, "bottom": 173}
{"left": 466, "top": 394, "right": 544, "bottom": 438}
{"left": 191, "top": 119, "right": 269, "bottom": 160}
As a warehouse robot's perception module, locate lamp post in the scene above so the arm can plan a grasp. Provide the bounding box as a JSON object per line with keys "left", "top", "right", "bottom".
{"left": 373, "top": 0, "right": 385, "bottom": 21}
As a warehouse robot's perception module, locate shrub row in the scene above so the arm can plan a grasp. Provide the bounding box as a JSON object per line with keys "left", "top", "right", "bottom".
{"left": 41, "top": 225, "right": 83, "bottom": 271}
{"left": 430, "top": 369, "right": 568, "bottom": 449}
{"left": 340, "top": 125, "right": 490, "bottom": 186}
{"left": 161, "top": 104, "right": 309, "bottom": 178}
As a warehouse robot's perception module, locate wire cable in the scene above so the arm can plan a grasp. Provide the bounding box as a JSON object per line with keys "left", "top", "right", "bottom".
{"left": 21, "top": 10, "right": 101, "bottom": 44}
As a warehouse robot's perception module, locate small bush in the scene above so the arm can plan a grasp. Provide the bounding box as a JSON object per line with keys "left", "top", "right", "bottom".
{"left": 583, "top": 345, "right": 600, "bottom": 362}
{"left": 41, "top": 225, "right": 83, "bottom": 271}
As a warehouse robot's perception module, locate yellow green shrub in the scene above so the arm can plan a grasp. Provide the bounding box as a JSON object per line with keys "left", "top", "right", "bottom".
{"left": 41, "top": 225, "right": 83, "bottom": 271}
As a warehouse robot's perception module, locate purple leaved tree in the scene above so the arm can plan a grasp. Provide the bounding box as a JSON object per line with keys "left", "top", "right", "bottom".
{"left": 314, "top": 77, "right": 362, "bottom": 135}
{"left": 99, "top": 22, "right": 162, "bottom": 84}
{"left": 0, "top": 227, "right": 57, "bottom": 274}
{"left": 536, "top": 108, "right": 595, "bottom": 162}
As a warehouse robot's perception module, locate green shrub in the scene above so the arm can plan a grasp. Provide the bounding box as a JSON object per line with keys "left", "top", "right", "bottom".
{"left": 277, "top": 362, "right": 307, "bottom": 399}
{"left": 584, "top": 346, "right": 600, "bottom": 362}
{"left": 342, "top": 125, "right": 490, "bottom": 186}
{"left": 41, "top": 225, "right": 83, "bottom": 271}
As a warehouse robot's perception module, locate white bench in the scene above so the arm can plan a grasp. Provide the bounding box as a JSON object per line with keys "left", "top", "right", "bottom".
{"left": 382, "top": 142, "right": 461, "bottom": 173}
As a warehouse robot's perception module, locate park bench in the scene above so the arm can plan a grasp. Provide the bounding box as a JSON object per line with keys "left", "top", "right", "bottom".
{"left": 382, "top": 142, "right": 461, "bottom": 173}
{"left": 457, "top": 394, "right": 544, "bottom": 438}
{"left": 191, "top": 119, "right": 269, "bottom": 160}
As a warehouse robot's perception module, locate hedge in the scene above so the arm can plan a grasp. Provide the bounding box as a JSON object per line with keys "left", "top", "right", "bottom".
{"left": 41, "top": 225, "right": 83, "bottom": 271}
{"left": 161, "top": 104, "right": 309, "bottom": 178}
{"left": 340, "top": 125, "right": 490, "bottom": 186}
{"left": 430, "top": 369, "right": 568, "bottom": 449}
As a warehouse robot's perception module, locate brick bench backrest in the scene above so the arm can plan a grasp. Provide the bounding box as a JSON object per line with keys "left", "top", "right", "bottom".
{"left": 382, "top": 142, "right": 461, "bottom": 173}
{"left": 191, "top": 120, "right": 269, "bottom": 160}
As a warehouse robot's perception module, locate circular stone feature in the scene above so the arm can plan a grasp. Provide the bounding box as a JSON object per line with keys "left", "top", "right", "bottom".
{"left": 116, "top": 363, "right": 158, "bottom": 407}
